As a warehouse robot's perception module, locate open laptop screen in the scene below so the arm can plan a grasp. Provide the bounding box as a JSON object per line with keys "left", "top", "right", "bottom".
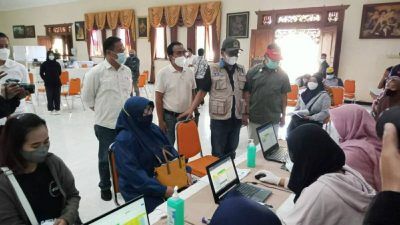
{"left": 208, "top": 156, "right": 237, "bottom": 193}
{"left": 257, "top": 123, "right": 278, "bottom": 153}
{"left": 85, "top": 196, "right": 149, "bottom": 225}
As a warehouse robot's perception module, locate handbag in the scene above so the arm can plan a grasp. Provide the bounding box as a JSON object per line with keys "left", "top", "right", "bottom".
{"left": 154, "top": 148, "right": 189, "bottom": 190}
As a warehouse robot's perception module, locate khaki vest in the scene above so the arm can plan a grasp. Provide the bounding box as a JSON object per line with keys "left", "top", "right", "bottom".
{"left": 209, "top": 63, "right": 247, "bottom": 120}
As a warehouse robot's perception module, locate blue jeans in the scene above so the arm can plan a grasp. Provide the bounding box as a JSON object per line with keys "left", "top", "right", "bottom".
{"left": 210, "top": 118, "right": 242, "bottom": 158}
{"left": 94, "top": 125, "right": 116, "bottom": 191}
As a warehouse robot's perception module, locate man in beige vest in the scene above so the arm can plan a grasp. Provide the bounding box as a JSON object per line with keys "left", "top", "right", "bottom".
{"left": 179, "top": 37, "right": 249, "bottom": 157}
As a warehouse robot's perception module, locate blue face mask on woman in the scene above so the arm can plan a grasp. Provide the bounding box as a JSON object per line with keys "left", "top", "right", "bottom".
{"left": 265, "top": 57, "right": 279, "bottom": 70}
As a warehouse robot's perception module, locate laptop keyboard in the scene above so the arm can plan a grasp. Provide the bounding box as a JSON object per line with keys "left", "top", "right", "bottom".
{"left": 269, "top": 150, "right": 289, "bottom": 162}
{"left": 237, "top": 183, "right": 260, "bottom": 197}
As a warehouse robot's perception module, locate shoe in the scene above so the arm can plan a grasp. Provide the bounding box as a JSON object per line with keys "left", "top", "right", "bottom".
{"left": 54, "top": 110, "right": 61, "bottom": 115}
{"left": 49, "top": 111, "right": 54, "bottom": 115}
{"left": 101, "top": 189, "right": 112, "bottom": 201}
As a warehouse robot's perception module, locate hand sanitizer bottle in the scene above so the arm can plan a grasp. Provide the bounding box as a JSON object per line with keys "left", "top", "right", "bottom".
{"left": 167, "top": 186, "right": 184, "bottom": 225}
{"left": 247, "top": 139, "right": 256, "bottom": 168}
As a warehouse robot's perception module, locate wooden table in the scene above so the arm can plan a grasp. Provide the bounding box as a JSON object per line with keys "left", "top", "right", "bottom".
{"left": 150, "top": 144, "right": 291, "bottom": 225}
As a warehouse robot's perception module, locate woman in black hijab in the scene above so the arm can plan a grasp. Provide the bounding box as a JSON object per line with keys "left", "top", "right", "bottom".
{"left": 255, "top": 124, "right": 376, "bottom": 225}
{"left": 40, "top": 50, "right": 62, "bottom": 114}
{"left": 287, "top": 75, "right": 331, "bottom": 134}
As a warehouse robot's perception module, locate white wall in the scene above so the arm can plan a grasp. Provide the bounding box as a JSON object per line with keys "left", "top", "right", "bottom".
{"left": 0, "top": 0, "right": 399, "bottom": 101}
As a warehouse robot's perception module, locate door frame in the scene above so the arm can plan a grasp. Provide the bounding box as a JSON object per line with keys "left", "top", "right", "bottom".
{"left": 252, "top": 5, "right": 349, "bottom": 72}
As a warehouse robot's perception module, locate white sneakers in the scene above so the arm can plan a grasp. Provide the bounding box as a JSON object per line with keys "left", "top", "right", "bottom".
{"left": 49, "top": 110, "right": 61, "bottom": 115}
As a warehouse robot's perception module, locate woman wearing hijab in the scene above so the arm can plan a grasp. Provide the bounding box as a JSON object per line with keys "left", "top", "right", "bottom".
{"left": 209, "top": 196, "right": 282, "bottom": 225}
{"left": 330, "top": 104, "right": 382, "bottom": 191}
{"left": 113, "top": 97, "right": 191, "bottom": 213}
{"left": 40, "top": 50, "right": 62, "bottom": 114}
{"left": 287, "top": 75, "right": 330, "bottom": 134}
{"left": 256, "top": 124, "right": 375, "bottom": 225}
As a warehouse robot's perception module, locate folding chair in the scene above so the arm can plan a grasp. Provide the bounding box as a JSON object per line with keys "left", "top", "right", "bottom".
{"left": 137, "top": 74, "right": 149, "bottom": 97}
{"left": 330, "top": 86, "right": 345, "bottom": 109}
{"left": 287, "top": 84, "right": 299, "bottom": 107}
{"left": 344, "top": 80, "right": 356, "bottom": 103}
{"left": 108, "top": 144, "right": 122, "bottom": 206}
{"left": 60, "top": 78, "right": 85, "bottom": 111}
{"left": 176, "top": 119, "right": 219, "bottom": 177}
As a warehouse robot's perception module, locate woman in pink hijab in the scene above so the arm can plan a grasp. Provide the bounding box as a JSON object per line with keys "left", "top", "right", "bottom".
{"left": 330, "top": 104, "right": 382, "bottom": 191}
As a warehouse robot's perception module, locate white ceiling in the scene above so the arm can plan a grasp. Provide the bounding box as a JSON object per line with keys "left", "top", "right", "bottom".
{"left": 0, "top": 0, "right": 82, "bottom": 11}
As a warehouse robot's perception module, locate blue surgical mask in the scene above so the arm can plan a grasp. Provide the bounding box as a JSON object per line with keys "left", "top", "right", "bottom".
{"left": 116, "top": 53, "right": 126, "bottom": 65}
{"left": 265, "top": 58, "right": 279, "bottom": 70}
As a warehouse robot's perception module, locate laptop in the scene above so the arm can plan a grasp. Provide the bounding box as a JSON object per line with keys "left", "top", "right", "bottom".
{"left": 256, "top": 122, "right": 288, "bottom": 163}
{"left": 206, "top": 154, "right": 272, "bottom": 204}
{"left": 84, "top": 195, "right": 149, "bottom": 225}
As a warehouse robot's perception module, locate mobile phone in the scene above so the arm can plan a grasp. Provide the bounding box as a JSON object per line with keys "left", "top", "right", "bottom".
{"left": 376, "top": 106, "right": 400, "bottom": 144}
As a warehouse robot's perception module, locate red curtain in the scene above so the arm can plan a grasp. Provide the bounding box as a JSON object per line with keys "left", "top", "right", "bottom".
{"left": 171, "top": 26, "right": 178, "bottom": 42}
{"left": 187, "top": 26, "right": 196, "bottom": 51}
{"left": 86, "top": 30, "right": 91, "bottom": 60}
{"left": 211, "top": 22, "right": 220, "bottom": 62}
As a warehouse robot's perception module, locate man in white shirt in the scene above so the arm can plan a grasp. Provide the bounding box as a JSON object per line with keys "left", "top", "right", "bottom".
{"left": 185, "top": 48, "right": 196, "bottom": 67}
{"left": 155, "top": 42, "right": 196, "bottom": 145}
{"left": 82, "top": 36, "right": 132, "bottom": 201}
{"left": 0, "top": 32, "right": 29, "bottom": 124}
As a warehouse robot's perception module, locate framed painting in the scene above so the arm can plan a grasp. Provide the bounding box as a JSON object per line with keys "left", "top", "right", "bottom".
{"left": 227, "top": 12, "right": 249, "bottom": 39}
{"left": 75, "top": 21, "right": 86, "bottom": 41}
{"left": 13, "top": 25, "right": 25, "bottom": 38}
{"left": 138, "top": 17, "right": 148, "bottom": 38}
{"left": 25, "top": 25, "right": 35, "bottom": 38}
{"left": 360, "top": 2, "right": 400, "bottom": 39}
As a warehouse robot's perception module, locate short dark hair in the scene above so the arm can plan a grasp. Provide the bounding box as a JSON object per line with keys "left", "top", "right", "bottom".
{"left": 321, "top": 53, "right": 327, "bottom": 57}
{"left": 0, "top": 113, "right": 47, "bottom": 174}
{"left": 0, "top": 32, "right": 9, "bottom": 40}
{"left": 103, "top": 36, "right": 121, "bottom": 56}
{"left": 167, "top": 41, "right": 183, "bottom": 56}
{"left": 198, "top": 48, "right": 205, "bottom": 56}
{"left": 187, "top": 48, "right": 193, "bottom": 53}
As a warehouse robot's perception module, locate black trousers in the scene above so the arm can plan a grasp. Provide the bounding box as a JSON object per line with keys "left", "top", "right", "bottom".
{"left": 45, "top": 85, "right": 61, "bottom": 111}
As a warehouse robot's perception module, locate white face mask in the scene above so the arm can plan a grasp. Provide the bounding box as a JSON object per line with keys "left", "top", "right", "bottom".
{"left": 307, "top": 82, "right": 318, "bottom": 90}
{"left": 326, "top": 74, "right": 335, "bottom": 80}
{"left": 224, "top": 56, "right": 238, "bottom": 66}
{"left": 0, "top": 48, "right": 10, "bottom": 61}
{"left": 49, "top": 55, "right": 55, "bottom": 60}
{"left": 174, "top": 56, "right": 186, "bottom": 68}
{"left": 320, "top": 59, "right": 326, "bottom": 63}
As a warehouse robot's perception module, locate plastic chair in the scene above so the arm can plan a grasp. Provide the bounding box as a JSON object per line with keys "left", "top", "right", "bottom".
{"left": 344, "top": 80, "right": 356, "bottom": 103}
{"left": 287, "top": 84, "right": 299, "bottom": 107}
{"left": 60, "top": 71, "right": 69, "bottom": 85}
{"left": 60, "top": 78, "right": 85, "bottom": 111}
{"left": 176, "top": 120, "right": 219, "bottom": 177}
{"left": 330, "top": 86, "right": 345, "bottom": 108}
{"left": 137, "top": 74, "right": 149, "bottom": 97}
{"left": 81, "top": 64, "right": 88, "bottom": 68}
{"left": 108, "top": 144, "right": 122, "bottom": 206}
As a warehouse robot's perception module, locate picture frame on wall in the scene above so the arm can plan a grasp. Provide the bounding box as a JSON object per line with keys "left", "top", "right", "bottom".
{"left": 75, "top": 21, "right": 86, "bottom": 41}
{"left": 13, "top": 25, "right": 25, "bottom": 39}
{"left": 227, "top": 12, "right": 249, "bottom": 39}
{"left": 25, "top": 25, "right": 36, "bottom": 38}
{"left": 359, "top": 2, "right": 400, "bottom": 39}
{"left": 138, "top": 17, "right": 148, "bottom": 38}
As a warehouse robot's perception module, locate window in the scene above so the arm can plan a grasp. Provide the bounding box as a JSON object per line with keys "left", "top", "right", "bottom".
{"left": 117, "top": 28, "right": 131, "bottom": 51}
{"left": 90, "top": 30, "right": 103, "bottom": 57}
{"left": 52, "top": 38, "right": 63, "bottom": 54}
{"left": 155, "top": 27, "right": 166, "bottom": 59}
{"left": 196, "top": 25, "right": 214, "bottom": 61}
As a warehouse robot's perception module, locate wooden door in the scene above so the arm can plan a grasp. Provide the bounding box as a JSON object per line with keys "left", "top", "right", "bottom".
{"left": 249, "top": 29, "right": 274, "bottom": 67}
{"left": 37, "top": 36, "right": 52, "bottom": 50}
{"left": 320, "top": 26, "right": 337, "bottom": 68}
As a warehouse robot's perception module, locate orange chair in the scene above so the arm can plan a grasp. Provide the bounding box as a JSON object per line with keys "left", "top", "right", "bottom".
{"left": 61, "top": 78, "right": 85, "bottom": 111}
{"left": 176, "top": 120, "right": 219, "bottom": 177}
{"left": 287, "top": 84, "right": 299, "bottom": 107}
{"left": 137, "top": 74, "right": 149, "bottom": 97}
{"left": 344, "top": 80, "right": 356, "bottom": 103}
{"left": 330, "top": 86, "right": 345, "bottom": 108}
{"left": 81, "top": 64, "right": 88, "bottom": 68}
{"left": 108, "top": 144, "right": 122, "bottom": 206}
{"left": 60, "top": 71, "right": 69, "bottom": 85}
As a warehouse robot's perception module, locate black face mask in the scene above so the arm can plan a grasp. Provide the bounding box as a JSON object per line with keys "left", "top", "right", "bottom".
{"left": 386, "top": 89, "right": 398, "bottom": 97}
{"left": 129, "top": 54, "right": 136, "bottom": 57}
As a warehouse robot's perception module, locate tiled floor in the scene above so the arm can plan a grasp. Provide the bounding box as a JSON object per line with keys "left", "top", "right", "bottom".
{"left": 25, "top": 85, "right": 294, "bottom": 222}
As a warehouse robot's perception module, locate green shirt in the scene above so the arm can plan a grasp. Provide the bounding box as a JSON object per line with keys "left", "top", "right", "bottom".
{"left": 246, "top": 63, "right": 291, "bottom": 124}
